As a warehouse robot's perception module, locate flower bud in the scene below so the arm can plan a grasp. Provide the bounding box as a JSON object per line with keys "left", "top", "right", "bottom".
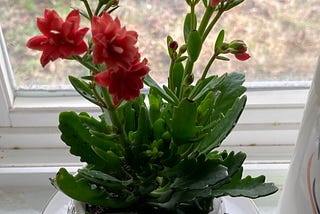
{"left": 185, "top": 73, "right": 194, "bottom": 85}
{"left": 169, "top": 41, "right": 179, "bottom": 51}
{"left": 210, "top": 0, "right": 222, "bottom": 7}
{"left": 228, "top": 40, "right": 248, "bottom": 54}
{"left": 179, "top": 44, "right": 188, "bottom": 54}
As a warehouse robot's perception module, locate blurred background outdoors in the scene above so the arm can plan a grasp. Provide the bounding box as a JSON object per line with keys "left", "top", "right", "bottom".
{"left": 0, "top": 0, "right": 319, "bottom": 89}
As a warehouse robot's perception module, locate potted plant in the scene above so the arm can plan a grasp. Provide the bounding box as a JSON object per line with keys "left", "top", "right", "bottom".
{"left": 27, "top": 0, "right": 278, "bottom": 213}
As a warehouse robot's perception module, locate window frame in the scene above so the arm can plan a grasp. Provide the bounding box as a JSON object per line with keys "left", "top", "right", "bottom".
{"left": 0, "top": 26, "right": 312, "bottom": 161}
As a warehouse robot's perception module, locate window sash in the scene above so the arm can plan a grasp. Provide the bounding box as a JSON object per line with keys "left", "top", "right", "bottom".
{"left": 0, "top": 26, "right": 311, "bottom": 161}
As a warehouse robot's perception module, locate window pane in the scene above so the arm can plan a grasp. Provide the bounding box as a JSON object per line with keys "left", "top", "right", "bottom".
{"left": 1, "top": 0, "right": 319, "bottom": 90}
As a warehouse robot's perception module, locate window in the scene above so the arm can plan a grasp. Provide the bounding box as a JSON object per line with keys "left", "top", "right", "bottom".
{"left": 1, "top": 1, "right": 317, "bottom": 211}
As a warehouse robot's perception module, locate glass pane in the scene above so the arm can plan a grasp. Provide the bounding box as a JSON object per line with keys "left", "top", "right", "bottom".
{"left": 1, "top": 0, "right": 319, "bottom": 90}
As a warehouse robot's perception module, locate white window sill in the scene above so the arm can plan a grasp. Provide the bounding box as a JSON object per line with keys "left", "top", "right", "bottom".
{"left": 0, "top": 147, "right": 288, "bottom": 214}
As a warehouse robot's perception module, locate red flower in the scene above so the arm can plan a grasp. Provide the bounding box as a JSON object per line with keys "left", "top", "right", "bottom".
{"left": 235, "top": 53, "right": 250, "bottom": 61}
{"left": 91, "top": 12, "right": 139, "bottom": 70}
{"left": 94, "top": 58, "right": 150, "bottom": 105}
{"left": 27, "top": 9, "right": 89, "bottom": 67}
{"left": 228, "top": 40, "right": 251, "bottom": 61}
{"left": 210, "top": 0, "right": 221, "bottom": 7}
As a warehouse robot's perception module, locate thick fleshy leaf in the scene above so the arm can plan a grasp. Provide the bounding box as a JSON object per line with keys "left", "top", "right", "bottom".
{"left": 196, "top": 96, "right": 247, "bottom": 153}
{"left": 213, "top": 72, "right": 246, "bottom": 114}
{"left": 172, "top": 98, "right": 198, "bottom": 145}
{"left": 77, "top": 168, "right": 133, "bottom": 189}
{"left": 187, "top": 30, "right": 202, "bottom": 62}
{"left": 69, "top": 75, "right": 100, "bottom": 106}
{"left": 144, "top": 75, "right": 177, "bottom": 105}
{"left": 212, "top": 168, "right": 278, "bottom": 198}
{"left": 214, "top": 30, "right": 225, "bottom": 52}
{"left": 183, "top": 13, "right": 197, "bottom": 43}
{"left": 225, "top": 0, "right": 245, "bottom": 11}
{"left": 53, "top": 168, "right": 137, "bottom": 208}
{"left": 59, "top": 111, "right": 105, "bottom": 166}
{"left": 172, "top": 61, "right": 184, "bottom": 96}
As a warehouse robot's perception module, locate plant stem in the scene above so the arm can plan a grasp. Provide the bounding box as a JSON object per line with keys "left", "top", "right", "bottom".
{"left": 101, "top": 87, "right": 129, "bottom": 148}
{"left": 72, "top": 55, "right": 100, "bottom": 73}
{"left": 198, "top": 6, "right": 214, "bottom": 37}
{"left": 200, "top": 53, "right": 217, "bottom": 80}
{"left": 168, "top": 60, "right": 175, "bottom": 91}
{"left": 202, "top": 9, "right": 224, "bottom": 42}
{"left": 179, "top": 59, "right": 194, "bottom": 99}
{"left": 81, "top": 0, "right": 93, "bottom": 20}
{"left": 95, "top": 0, "right": 117, "bottom": 16}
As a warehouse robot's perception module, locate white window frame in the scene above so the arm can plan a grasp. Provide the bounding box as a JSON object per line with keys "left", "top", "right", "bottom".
{"left": 0, "top": 26, "right": 311, "bottom": 158}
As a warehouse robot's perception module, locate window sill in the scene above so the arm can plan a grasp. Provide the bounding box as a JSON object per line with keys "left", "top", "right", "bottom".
{"left": 0, "top": 147, "right": 288, "bottom": 214}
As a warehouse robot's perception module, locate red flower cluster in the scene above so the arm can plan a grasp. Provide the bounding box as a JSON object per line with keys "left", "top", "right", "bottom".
{"left": 27, "top": 10, "right": 149, "bottom": 105}
{"left": 95, "top": 58, "right": 149, "bottom": 105}
{"left": 92, "top": 12, "right": 149, "bottom": 105}
{"left": 27, "top": 9, "right": 89, "bottom": 67}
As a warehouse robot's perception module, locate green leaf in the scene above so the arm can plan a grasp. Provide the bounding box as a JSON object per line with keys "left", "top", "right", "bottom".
{"left": 163, "top": 85, "right": 179, "bottom": 104}
{"left": 135, "top": 105, "right": 152, "bottom": 145}
{"left": 171, "top": 156, "right": 228, "bottom": 190}
{"left": 81, "top": 75, "right": 94, "bottom": 81}
{"left": 123, "top": 104, "right": 136, "bottom": 132}
{"left": 167, "top": 35, "right": 174, "bottom": 57}
{"left": 216, "top": 55, "right": 230, "bottom": 61}
{"left": 187, "top": 30, "right": 202, "bottom": 62}
{"left": 148, "top": 89, "right": 162, "bottom": 123}
{"left": 202, "top": 0, "right": 208, "bottom": 7}
{"left": 189, "top": 74, "right": 226, "bottom": 101}
{"left": 89, "top": 130, "right": 121, "bottom": 152}
{"left": 172, "top": 98, "right": 198, "bottom": 145}
{"left": 184, "top": 13, "right": 197, "bottom": 43}
{"left": 68, "top": 76, "right": 99, "bottom": 106}
{"left": 214, "top": 72, "right": 246, "bottom": 114}
{"left": 144, "top": 75, "right": 177, "bottom": 105}
{"left": 225, "top": 0, "right": 245, "bottom": 11}
{"left": 53, "top": 168, "right": 106, "bottom": 204}
{"left": 175, "top": 56, "right": 188, "bottom": 63}
{"left": 214, "top": 30, "right": 225, "bottom": 52}
{"left": 54, "top": 168, "right": 137, "bottom": 208}
{"left": 91, "top": 147, "right": 124, "bottom": 175}
{"left": 59, "top": 111, "right": 105, "bottom": 167}
{"left": 196, "top": 91, "right": 215, "bottom": 124}
{"left": 196, "top": 96, "right": 247, "bottom": 153}
{"left": 220, "top": 151, "right": 247, "bottom": 177}
{"left": 212, "top": 168, "right": 278, "bottom": 198}
{"left": 78, "top": 168, "right": 132, "bottom": 189}
{"left": 172, "top": 61, "right": 184, "bottom": 96}
{"left": 153, "top": 118, "right": 166, "bottom": 140}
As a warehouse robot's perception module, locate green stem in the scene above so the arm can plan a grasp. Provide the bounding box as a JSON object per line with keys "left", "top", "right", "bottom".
{"left": 179, "top": 59, "right": 194, "bottom": 99}
{"left": 190, "top": 4, "right": 196, "bottom": 30}
{"left": 95, "top": 0, "right": 117, "bottom": 16}
{"left": 200, "top": 53, "right": 217, "bottom": 80}
{"left": 168, "top": 60, "right": 175, "bottom": 91}
{"left": 180, "top": 144, "right": 195, "bottom": 160}
{"left": 81, "top": 0, "right": 93, "bottom": 20}
{"left": 91, "top": 85, "right": 109, "bottom": 109}
{"left": 72, "top": 56, "right": 100, "bottom": 73}
{"left": 202, "top": 9, "right": 224, "bottom": 42}
{"left": 198, "top": 6, "right": 214, "bottom": 36}
{"left": 94, "top": 1, "right": 104, "bottom": 16}
{"left": 101, "top": 87, "right": 129, "bottom": 148}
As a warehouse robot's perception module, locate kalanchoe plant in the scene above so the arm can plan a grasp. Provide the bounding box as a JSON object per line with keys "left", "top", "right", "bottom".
{"left": 27, "top": 0, "right": 278, "bottom": 213}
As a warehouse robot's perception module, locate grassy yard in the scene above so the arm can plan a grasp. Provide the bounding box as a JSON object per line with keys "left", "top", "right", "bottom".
{"left": 1, "top": 0, "right": 319, "bottom": 89}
